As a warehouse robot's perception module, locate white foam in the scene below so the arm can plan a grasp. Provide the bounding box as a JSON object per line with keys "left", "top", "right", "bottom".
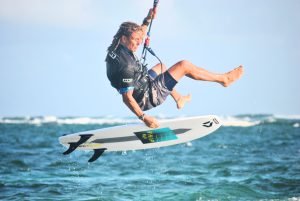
{"left": 288, "top": 197, "right": 300, "bottom": 201}
{"left": 1, "top": 115, "right": 299, "bottom": 127}
{"left": 0, "top": 116, "right": 139, "bottom": 125}
{"left": 185, "top": 142, "right": 193, "bottom": 147}
{"left": 220, "top": 116, "right": 259, "bottom": 127}
{"left": 0, "top": 115, "right": 258, "bottom": 126}
{"left": 274, "top": 114, "right": 300, "bottom": 120}
{"left": 293, "top": 123, "right": 300, "bottom": 128}
{"left": 0, "top": 117, "right": 31, "bottom": 124}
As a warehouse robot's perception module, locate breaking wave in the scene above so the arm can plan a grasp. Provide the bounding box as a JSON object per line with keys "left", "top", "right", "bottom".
{"left": 0, "top": 114, "right": 299, "bottom": 127}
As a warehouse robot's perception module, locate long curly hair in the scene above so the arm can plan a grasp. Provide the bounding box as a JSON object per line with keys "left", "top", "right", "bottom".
{"left": 107, "top": 21, "right": 142, "bottom": 52}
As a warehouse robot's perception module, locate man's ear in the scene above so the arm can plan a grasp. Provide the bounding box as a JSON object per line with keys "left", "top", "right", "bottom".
{"left": 120, "top": 35, "right": 127, "bottom": 45}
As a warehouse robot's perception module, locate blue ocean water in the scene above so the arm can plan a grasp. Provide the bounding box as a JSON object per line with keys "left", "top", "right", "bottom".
{"left": 0, "top": 115, "right": 299, "bottom": 201}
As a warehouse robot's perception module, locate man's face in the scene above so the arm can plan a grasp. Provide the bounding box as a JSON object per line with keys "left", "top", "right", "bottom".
{"left": 122, "top": 31, "right": 143, "bottom": 52}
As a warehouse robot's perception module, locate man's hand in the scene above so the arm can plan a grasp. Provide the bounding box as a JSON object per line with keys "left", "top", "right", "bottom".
{"left": 143, "top": 115, "right": 159, "bottom": 128}
{"left": 122, "top": 92, "right": 159, "bottom": 128}
{"left": 146, "top": 8, "right": 157, "bottom": 21}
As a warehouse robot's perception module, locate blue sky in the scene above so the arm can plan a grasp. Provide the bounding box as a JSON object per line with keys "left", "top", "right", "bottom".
{"left": 0, "top": 0, "right": 299, "bottom": 117}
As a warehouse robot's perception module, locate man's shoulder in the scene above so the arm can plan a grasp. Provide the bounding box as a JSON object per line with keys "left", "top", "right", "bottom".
{"left": 106, "top": 50, "right": 120, "bottom": 64}
{"left": 106, "top": 49, "right": 133, "bottom": 66}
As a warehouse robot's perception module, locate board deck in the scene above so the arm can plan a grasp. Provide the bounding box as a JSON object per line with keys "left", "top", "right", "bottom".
{"left": 59, "top": 115, "right": 222, "bottom": 162}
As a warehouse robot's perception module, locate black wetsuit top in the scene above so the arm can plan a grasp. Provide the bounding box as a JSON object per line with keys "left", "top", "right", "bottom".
{"left": 105, "top": 45, "right": 150, "bottom": 103}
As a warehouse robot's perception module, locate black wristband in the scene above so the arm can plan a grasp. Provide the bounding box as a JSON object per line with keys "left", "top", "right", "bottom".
{"left": 142, "top": 18, "right": 150, "bottom": 26}
{"left": 138, "top": 113, "right": 145, "bottom": 121}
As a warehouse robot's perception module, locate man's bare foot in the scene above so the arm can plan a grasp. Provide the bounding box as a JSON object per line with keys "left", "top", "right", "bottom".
{"left": 222, "top": 65, "right": 244, "bottom": 87}
{"left": 177, "top": 94, "right": 192, "bottom": 109}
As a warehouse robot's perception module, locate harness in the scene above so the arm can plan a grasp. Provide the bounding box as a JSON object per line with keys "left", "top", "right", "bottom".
{"left": 132, "top": 58, "right": 150, "bottom": 102}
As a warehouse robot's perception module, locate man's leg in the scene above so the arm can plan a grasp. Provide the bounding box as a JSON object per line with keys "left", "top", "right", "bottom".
{"left": 150, "top": 63, "right": 191, "bottom": 109}
{"left": 167, "top": 60, "right": 244, "bottom": 87}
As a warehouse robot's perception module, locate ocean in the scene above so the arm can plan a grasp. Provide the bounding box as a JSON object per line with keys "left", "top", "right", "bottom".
{"left": 0, "top": 114, "right": 299, "bottom": 201}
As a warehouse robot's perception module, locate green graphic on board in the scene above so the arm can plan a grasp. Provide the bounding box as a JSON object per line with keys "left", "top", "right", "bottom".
{"left": 134, "top": 127, "right": 178, "bottom": 144}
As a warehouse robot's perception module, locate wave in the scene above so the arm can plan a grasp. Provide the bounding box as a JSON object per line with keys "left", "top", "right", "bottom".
{"left": 0, "top": 116, "right": 140, "bottom": 125}
{"left": 220, "top": 116, "right": 260, "bottom": 127}
{"left": 0, "top": 114, "right": 299, "bottom": 127}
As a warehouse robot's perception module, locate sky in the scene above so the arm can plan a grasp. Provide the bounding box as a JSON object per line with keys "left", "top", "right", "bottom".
{"left": 0, "top": 0, "right": 299, "bottom": 117}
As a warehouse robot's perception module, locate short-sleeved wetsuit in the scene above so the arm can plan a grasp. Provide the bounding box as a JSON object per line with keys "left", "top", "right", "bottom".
{"left": 106, "top": 44, "right": 177, "bottom": 111}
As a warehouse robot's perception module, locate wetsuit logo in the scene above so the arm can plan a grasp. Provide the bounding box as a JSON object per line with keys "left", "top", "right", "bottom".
{"left": 123, "top": 79, "right": 133, "bottom": 83}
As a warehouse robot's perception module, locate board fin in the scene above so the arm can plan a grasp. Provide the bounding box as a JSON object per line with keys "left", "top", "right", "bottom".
{"left": 63, "top": 134, "right": 93, "bottom": 155}
{"left": 88, "top": 148, "right": 107, "bottom": 162}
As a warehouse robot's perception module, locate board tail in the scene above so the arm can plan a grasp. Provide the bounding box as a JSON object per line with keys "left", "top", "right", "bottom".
{"left": 62, "top": 134, "right": 106, "bottom": 162}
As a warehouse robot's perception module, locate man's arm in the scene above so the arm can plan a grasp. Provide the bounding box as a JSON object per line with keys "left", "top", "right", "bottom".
{"left": 141, "top": 8, "right": 156, "bottom": 39}
{"left": 122, "top": 90, "right": 159, "bottom": 128}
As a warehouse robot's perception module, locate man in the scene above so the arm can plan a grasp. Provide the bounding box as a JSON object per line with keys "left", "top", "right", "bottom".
{"left": 106, "top": 8, "right": 244, "bottom": 128}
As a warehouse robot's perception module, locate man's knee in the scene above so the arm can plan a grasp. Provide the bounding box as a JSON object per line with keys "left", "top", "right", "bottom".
{"left": 177, "top": 60, "right": 191, "bottom": 72}
{"left": 178, "top": 60, "right": 191, "bottom": 68}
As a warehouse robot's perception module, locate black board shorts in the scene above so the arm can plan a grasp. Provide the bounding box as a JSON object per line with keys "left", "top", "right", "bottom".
{"left": 138, "top": 70, "right": 177, "bottom": 111}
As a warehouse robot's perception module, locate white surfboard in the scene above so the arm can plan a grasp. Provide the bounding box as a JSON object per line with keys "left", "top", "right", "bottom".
{"left": 59, "top": 115, "right": 222, "bottom": 162}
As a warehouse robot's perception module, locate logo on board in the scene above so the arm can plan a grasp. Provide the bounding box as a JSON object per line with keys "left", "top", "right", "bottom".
{"left": 202, "top": 118, "right": 219, "bottom": 128}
